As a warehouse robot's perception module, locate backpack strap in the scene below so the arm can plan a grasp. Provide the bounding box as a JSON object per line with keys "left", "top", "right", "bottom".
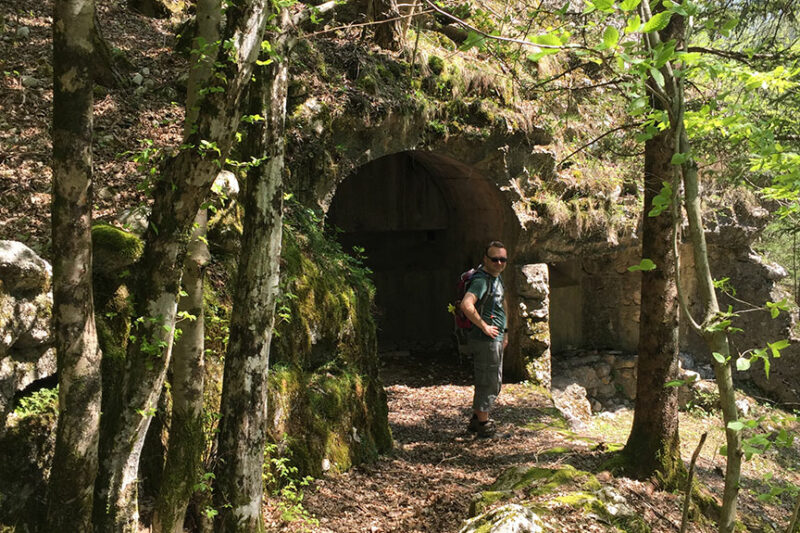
{"left": 471, "top": 268, "right": 494, "bottom": 320}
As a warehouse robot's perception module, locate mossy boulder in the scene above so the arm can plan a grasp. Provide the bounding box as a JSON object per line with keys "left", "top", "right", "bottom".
{"left": 91, "top": 224, "right": 142, "bottom": 307}
{"left": 470, "top": 465, "right": 652, "bottom": 532}
{"left": 470, "top": 464, "right": 601, "bottom": 516}
{"left": 92, "top": 223, "right": 143, "bottom": 277}
{"left": 0, "top": 402, "right": 56, "bottom": 530}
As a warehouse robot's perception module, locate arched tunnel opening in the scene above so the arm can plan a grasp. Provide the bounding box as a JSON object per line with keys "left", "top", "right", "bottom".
{"left": 327, "top": 150, "right": 520, "bottom": 366}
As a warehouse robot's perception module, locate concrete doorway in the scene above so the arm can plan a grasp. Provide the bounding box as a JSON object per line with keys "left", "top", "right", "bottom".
{"left": 327, "top": 150, "right": 519, "bottom": 357}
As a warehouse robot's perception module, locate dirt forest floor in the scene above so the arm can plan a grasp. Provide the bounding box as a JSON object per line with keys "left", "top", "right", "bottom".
{"left": 264, "top": 351, "right": 800, "bottom": 533}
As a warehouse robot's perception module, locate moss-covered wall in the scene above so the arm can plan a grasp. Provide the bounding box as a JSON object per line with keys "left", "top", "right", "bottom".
{"left": 265, "top": 202, "right": 392, "bottom": 477}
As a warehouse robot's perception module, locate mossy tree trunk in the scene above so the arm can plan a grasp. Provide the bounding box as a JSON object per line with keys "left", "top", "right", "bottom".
{"left": 46, "top": 0, "right": 103, "bottom": 529}
{"left": 623, "top": 4, "right": 683, "bottom": 485}
{"left": 152, "top": 0, "right": 219, "bottom": 527}
{"left": 212, "top": 14, "right": 288, "bottom": 529}
{"left": 92, "top": 0, "right": 271, "bottom": 527}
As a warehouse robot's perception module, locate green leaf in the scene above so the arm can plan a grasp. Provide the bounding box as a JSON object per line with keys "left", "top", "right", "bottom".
{"left": 653, "top": 41, "right": 676, "bottom": 68}
{"left": 736, "top": 357, "right": 751, "bottom": 371}
{"left": 460, "top": 31, "right": 486, "bottom": 51}
{"left": 625, "top": 14, "right": 642, "bottom": 34}
{"left": 720, "top": 445, "right": 728, "bottom": 456}
{"left": 665, "top": 380, "right": 685, "bottom": 387}
{"left": 603, "top": 26, "right": 620, "bottom": 49}
{"left": 766, "top": 298, "right": 790, "bottom": 318}
{"left": 628, "top": 96, "right": 649, "bottom": 116}
{"left": 720, "top": 17, "right": 739, "bottom": 36}
{"left": 531, "top": 33, "right": 564, "bottom": 47}
{"left": 712, "top": 352, "right": 728, "bottom": 364}
{"left": 620, "top": 0, "right": 641, "bottom": 11}
{"left": 591, "top": 0, "right": 615, "bottom": 13}
{"left": 768, "top": 339, "right": 790, "bottom": 359}
{"left": 671, "top": 152, "right": 689, "bottom": 165}
{"left": 650, "top": 67, "right": 665, "bottom": 88}
{"left": 648, "top": 181, "right": 672, "bottom": 217}
{"left": 628, "top": 258, "right": 657, "bottom": 272}
{"left": 643, "top": 11, "right": 672, "bottom": 33}
{"left": 728, "top": 421, "right": 745, "bottom": 431}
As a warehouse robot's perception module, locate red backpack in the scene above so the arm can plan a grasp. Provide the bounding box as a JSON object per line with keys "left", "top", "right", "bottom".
{"left": 453, "top": 267, "right": 491, "bottom": 345}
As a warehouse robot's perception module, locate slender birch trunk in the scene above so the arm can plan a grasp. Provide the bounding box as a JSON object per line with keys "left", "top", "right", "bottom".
{"left": 681, "top": 145, "right": 742, "bottom": 533}
{"left": 152, "top": 210, "right": 210, "bottom": 533}
{"left": 213, "top": 15, "right": 289, "bottom": 529}
{"left": 152, "top": 0, "right": 220, "bottom": 527}
{"left": 45, "top": 0, "right": 103, "bottom": 529}
{"left": 93, "top": 0, "right": 270, "bottom": 527}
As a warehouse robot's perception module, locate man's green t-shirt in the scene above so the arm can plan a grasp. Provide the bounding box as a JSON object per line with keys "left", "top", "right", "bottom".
{"left": 466, "top": 269, "right": 506, "bottom": 342}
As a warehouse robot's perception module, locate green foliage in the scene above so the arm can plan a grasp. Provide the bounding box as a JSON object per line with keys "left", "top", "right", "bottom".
{"left": 263, "top": 439, "right": 318, "bottom": 528}
{"left": 628, "top": 258, "right": 656, "bottom": 272}
{"left": 13, "top": 387, "right": 58, "bottom": 418}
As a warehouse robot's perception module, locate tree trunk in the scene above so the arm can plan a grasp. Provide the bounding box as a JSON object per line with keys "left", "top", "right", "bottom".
{"left": 213, "top": 16, "right": 288, "bottom": 530}
{"left": 152, "top": 210, "right": 210, "bottom": 533}
{"left": 152, "top": 0, "right": 219, "bottom": 526}
{"left": 624, "top": 122, "right": 682, "bottom": 483}
{"left": 681, "top": 147, "right": 742, "bottom": 533}
{"left": 93, "top": 0, "right": 271, "bottom": 527}
{"left": 623, "top": 1, "right": 683, "bottom": 485}
{"left": 45, "top": 0, "right": 103, "bottom": 529}
{"left": 373, "top": 0, "right": 403, "bottom": 50}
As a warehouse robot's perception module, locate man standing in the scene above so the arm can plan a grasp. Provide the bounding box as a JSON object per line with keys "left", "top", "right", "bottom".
{"left": 460, "top": 241, "right": 508, "bottom": 438}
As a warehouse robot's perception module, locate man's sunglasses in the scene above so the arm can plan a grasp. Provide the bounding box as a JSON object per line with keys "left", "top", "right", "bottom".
{"left": 488, "top": 256, "right": 507, "bottom": 264}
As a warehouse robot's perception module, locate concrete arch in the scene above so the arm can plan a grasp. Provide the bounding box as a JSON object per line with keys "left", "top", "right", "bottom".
{"left": 327, "top": 150, "right": 526, "bottom": 376}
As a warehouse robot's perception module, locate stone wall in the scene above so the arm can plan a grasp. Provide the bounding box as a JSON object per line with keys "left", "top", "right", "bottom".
{"left": 0, "top": 241, "right": 55, "bottom": 433}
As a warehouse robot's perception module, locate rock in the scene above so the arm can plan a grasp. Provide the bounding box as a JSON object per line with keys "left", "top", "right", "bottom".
{"left": 735, "top": 397, "right": 754, "bottom": 417}
{"left": 552, "top": 383, "right": 592, "bottom": 428}
{"left": 115, "top": 206, "right": 150, "bottom": 235}
{"left": 0, "top": 241, "right": 52, "bottom": 294}
{"left": 460, "top": 504, "right": 545, "bottom": 533}
{"left": 20, "top": 76, "right": 44, "bottom": 88}
{"left": 0, "top": 242, "right": 56, "bottom": 431}
{"left": 679, "top": 351, "right": 696, "bottom": 370}
{"left": 213, "top": 170, "right": 240, "bottom": 198}
{"left": 517, "top": 264, "right": 549, "bottom": 299}
{"left": 688, "top": 380, "right": 720, "bottom": 412}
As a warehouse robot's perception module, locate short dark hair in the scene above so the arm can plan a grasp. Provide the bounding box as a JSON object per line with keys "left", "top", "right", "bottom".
{"left": 484, "top": 241, "right": 506, "bottom": 256}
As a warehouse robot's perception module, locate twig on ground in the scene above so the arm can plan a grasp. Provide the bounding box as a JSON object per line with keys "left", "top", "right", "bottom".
{"left": 785, "top": 490, "right": 800, "bottom": 533}
{"left": 681, "top": 432, "right": 708, "bottom": 533}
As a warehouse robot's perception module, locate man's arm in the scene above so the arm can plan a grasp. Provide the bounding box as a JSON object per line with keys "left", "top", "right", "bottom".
{"left": 461, "top": 292, "right": 500, "bottom": 339}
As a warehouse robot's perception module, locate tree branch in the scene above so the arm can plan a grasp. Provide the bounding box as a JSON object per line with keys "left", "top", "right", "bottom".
{"left": 557, "top": 123, "right": 640, "bottom": 167}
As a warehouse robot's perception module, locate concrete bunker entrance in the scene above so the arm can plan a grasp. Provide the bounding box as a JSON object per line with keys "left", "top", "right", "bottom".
{"left": 327, "top": 150, "right": 519, "bottom": 357}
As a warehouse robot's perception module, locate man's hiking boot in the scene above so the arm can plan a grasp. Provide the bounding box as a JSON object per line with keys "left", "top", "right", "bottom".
{"left": 467, "top": 415, "right": 480, "bottom": 433}
{"left": 476, "top": 420, "right": 496, "bottom": 438}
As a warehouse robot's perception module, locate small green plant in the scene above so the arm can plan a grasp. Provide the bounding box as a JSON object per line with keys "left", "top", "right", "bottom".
{"left": 263, "top": 439, "right": 318, "bottom": 529}
{"left": 14, "top": 386, "right": 58, "bottom": 418}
